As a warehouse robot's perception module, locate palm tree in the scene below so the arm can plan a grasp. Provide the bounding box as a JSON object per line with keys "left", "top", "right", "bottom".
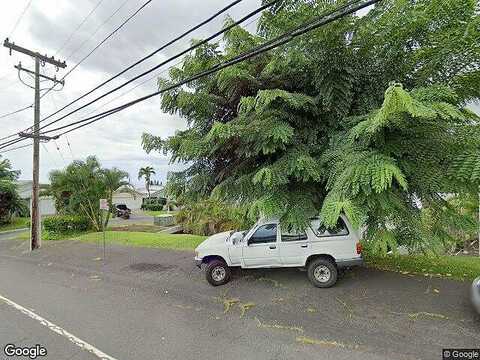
{"left": 138, "top": 166, "right": 155, "bottom": 198}
{"left": 102, "top": 167, "right": 131, "bottom": 227}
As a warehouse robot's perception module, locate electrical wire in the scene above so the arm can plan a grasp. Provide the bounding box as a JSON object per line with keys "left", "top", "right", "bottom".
{"left": 35, "top": 0, "right": 276, "bottom": 133}
{"left": 36, "top": 0, "right": 246, "bottom": 128}
{"left": 54, "top": 0, "right": 105, "bottom": 57}
{"left": 0, "top": 142, "right": 32, "bottom": 154}
{"left": 64, "top": 0, "right": 131, "bottom": 62}
{"left": 42, "top": 0, "right": 379, "bottom": 139}
{"left": 0, "top": 0, "right": 152, "bottom": 135}
{"left": 0, "top": 105, "right": 32, "bottom": 122}
{"left": 8, "top": 0, "right": 33, "bottom": 38}
{"left": 41, "top": 0, "right": 153, "bottom": 99}
{"left": 82, "top": 12, "right": 262, "bottom": 117}
{"left": 0, "top": 0, "right": 374, "bottom": 150}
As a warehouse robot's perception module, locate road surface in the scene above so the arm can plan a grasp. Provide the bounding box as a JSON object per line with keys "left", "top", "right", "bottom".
{"left": 0, "top": 237, "right": 478, "bottom": 360}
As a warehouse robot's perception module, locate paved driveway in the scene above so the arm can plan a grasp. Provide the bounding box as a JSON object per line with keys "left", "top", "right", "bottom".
{"left": 108, "top": 211, "right": 154, "bottom": 226}
{"left": 0, "top": 238, "right": 478, "bottom": 360}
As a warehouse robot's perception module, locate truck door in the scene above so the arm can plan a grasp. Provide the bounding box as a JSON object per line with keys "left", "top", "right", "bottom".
{"left": 242, "top": 223, "right": 280, "bottom": 268}
{"left": 278, "top": 225, "right": 309, "bottom": 266}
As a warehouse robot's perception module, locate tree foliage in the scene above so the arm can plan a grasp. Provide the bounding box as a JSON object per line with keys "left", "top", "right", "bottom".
{"left": 47, "top": 156, "right": 130, "bottom": 231}
{"left": 143, "top": 0, "right": 480, "bottom": 252}
{"left": 0, "top": 156, "right": 26, "bottom": 224}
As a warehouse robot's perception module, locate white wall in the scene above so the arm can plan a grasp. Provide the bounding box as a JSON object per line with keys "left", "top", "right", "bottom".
{"left": 39, "top": 197, "right": 56, "bottom": 216}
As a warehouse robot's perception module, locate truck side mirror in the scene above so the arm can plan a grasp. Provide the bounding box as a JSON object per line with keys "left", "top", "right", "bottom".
{"left": 231, "top": 231, "right": 244, "bottom": 245}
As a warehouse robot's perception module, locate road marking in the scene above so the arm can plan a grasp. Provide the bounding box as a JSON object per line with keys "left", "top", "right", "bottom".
{"left": 0, "top": 294, "right": 119, "bottom": 360}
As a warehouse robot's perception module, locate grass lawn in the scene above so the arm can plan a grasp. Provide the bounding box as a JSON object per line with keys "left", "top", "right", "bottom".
{"left": 366, "top": 254, "right": 480, "bottom": 281}
{"left": 0, "top": 217, "right": 30, "bottom": 232}
{"left": 143, "top": 210, "right": 178, "bottom": 217}
{"left": 74, "top": 231, "right": 206, "bottom": 250}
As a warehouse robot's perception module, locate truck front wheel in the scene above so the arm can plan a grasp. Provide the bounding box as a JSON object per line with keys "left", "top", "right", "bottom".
{"left": 205, "top": 260, "right": 231, "bottom": 286}
{"left": 307, "top": 258, "right": 338, "bottom": 288}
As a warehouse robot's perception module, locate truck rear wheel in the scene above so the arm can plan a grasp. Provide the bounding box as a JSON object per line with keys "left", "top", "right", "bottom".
{"left": 307, "top": 258, "right": 338, "bottom": 288}
{"left": 205, "top": 260, "right": 231, "bottom": 286}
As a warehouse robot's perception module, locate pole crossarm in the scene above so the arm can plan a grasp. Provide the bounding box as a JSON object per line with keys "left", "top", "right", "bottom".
{"left": 4, "top": 38, "right": 67, "bottom": 69}
{"left": 18, "top": 131, "right": 59, "bottom": 141}
{"left": 15, "top": 63, "right": 65, "bottom": 85}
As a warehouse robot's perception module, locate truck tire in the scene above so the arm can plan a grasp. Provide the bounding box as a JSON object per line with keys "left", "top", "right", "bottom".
{"left": 205, "top": 260, "right": 231, "bottom": 286}
{"left": 307, "top": 258, "right": 338, "bottom": 288}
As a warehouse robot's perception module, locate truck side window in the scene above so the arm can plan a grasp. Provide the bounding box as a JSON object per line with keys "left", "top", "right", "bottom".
{"left": 281, "top": 226, "right": 308, "bottom": 242}
{"left": 249, "top": 224, "right": 277, "bottom": 244}
{"left": 310, "top": 218, "right": 349, "bottom": 237}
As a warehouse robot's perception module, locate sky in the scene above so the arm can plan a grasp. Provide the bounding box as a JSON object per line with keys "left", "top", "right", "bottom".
{"left": 0, "top": 0, "right": 262, "bottom": 186}
{"left": 0, "top": 0, "right": 478, "bottom": 187}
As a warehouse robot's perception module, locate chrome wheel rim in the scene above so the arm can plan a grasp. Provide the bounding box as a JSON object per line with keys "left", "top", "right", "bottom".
{"left": 211, "top": 266, "right": 226, "bottom": 282}
{"left": 313, "top": 265, "right": 331, "bottom": 283}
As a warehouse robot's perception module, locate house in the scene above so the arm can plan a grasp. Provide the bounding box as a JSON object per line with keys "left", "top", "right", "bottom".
{"left": 111, "top": 188, "right": 145, "bottom": 210}
{"left": 16, "top": 180, "right": 57, "bottom": 216}
{"left": 112, "top": 185, "right": 167, "bottom": 210}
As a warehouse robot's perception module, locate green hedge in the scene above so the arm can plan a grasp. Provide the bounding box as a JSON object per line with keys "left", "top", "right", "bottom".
{"left": 43, "top": 215, "right": 90, "bottom": 234}
{"left": 142, "top": 203, "right": 164, "bottom": 211}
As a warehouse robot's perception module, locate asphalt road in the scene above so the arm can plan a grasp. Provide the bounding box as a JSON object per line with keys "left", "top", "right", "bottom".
{"left": 0, "top": 237, "right": 478, "bottom": 360}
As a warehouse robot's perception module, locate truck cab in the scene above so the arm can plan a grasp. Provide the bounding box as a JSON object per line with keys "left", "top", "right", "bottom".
{"left": 195, "top": 215, "right": 363, "bottom": 287}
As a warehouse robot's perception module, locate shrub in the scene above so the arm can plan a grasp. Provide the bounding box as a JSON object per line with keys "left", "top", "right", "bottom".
{"left": 43, "top": 215, "right": 90, "bottom": 234}
{"left": 176, "top": 199, "right": 254, "bottom": 236}
{"left": 142, "top": 203, "right": 164, "bottom": 211}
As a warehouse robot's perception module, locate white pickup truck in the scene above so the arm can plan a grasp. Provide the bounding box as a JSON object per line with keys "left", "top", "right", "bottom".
{"left": 194, "top": 215, "right": 363, "bottom": 287}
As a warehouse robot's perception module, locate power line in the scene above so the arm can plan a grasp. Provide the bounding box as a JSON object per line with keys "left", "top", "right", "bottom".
{"left": 82, "top": 12, "right": 262, "bottom": 117}
{"left": 0, "top": 142, "right": 32, "bottom": 154}
{"left": 64, "top": 0, "right": 131, "bottom": 62}
{"left": 0, "top": 104, "right": 33, "bottom": 122}
{"left": 8, "top": 0, "right": 33, "bottom": 38}
{"left": 41, "top": 0, "right": 153, "bottom": 99}
{"left": 43, "top": 0, "right": 379, "bottom": 139}
{"left": 34, "top": 0, "right": 246, "bottom": 130}
{"left": 34, "top": 0, "right": 274, "bottom": 134}
{"left": 0, "top": 0, "right": 151, "bottom": 134}
{"left": 0, "top": 0, "right": 372, "bottom": 151}
{"left": 0, "top": 0, "right": 242, "bottom": 142}
{"left": 54, "top": 0, "right": 105, "bottom": 57}
{"left": 0, "top": 0, "right": 355, "bottom": 150}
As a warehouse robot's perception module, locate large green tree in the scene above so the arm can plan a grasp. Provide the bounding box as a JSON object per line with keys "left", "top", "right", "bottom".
{"left": 143, "top": 0, "right": 480, "bottom": 252}
{"left": 48, "top": 156, "right": 130, "bottom": 230}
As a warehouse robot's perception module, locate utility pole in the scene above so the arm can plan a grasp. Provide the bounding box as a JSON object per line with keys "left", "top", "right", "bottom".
{"left": 3, "top": 38, "right": 66, "bottom": 251}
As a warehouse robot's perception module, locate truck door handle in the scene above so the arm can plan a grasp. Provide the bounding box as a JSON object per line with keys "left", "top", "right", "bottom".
{"left": 300, "top": 244, "right": 308, "bottom": 248}
{"left": 269, "top": 245, "right": 276, "bottom": 249}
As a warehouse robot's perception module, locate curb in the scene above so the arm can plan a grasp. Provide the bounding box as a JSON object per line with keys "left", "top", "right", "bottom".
{"left": 0, "top": 228, "right": 29, "bottom": 236}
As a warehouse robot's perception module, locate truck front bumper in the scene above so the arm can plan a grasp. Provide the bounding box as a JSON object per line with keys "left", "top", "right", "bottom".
{"left": 336, "top": 257, "right": 363, "bottom": 268}
{"left": 194, "top": 258, "right": 203, "bottom": 268}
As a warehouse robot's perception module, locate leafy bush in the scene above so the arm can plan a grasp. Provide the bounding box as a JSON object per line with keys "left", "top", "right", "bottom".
{"left": 142, "top": 203, "right": 164, "bottom": 211}
{"left": 176, "top": 199, "right": 254, "bottom": 236}
{"left": 43, "top": 215, "right": 90, "bottom": 234}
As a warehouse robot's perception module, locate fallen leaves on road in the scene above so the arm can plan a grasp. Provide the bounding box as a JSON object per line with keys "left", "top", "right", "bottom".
{"left": 255, "top": 317, "right": 303, "bottom": 333}
{"left": 239, "top": 302, "right": 256, "bottom": 317}
{"left": 296, "top": 336, "right": 346, "bottom": 348}
{"left": 223, "top": 298, "right": 240, "bottom": 314}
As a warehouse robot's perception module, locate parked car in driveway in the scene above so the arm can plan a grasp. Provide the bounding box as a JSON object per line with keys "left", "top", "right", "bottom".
{"left": 472, "top": 277, "right": 480, "bottom": 314}
{"left": 114, "top": 204, "right": 131, "bottom": 219}
{"left": 194, "top": 215, "right": 363, "bottom": 288}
